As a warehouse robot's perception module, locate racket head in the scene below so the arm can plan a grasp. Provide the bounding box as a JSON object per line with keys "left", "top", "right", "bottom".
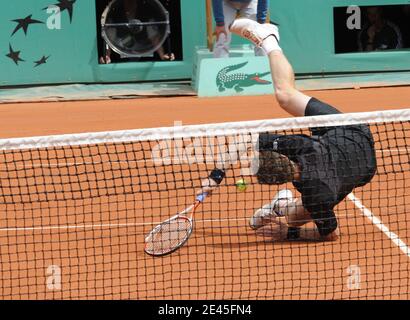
{"left": 144, "top": 216, "right": 193, "bottom": 256}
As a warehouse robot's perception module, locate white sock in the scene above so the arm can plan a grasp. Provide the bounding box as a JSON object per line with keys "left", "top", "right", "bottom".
{"left": 261, "top": 36, "right": 282, "bottom": 55}
{"left": 272, "top": 199, "right": 289, "bottom": 217}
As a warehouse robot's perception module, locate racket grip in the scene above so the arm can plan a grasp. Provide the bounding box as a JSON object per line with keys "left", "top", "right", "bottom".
{"left": 196, "top": 192, "right": 208, "bottom": 203}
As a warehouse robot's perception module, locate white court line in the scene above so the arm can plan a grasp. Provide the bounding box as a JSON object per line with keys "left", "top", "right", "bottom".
{"left": 0, "top": 214, "right": 360, "bottom": 232}
{"left": 0, "top": 210, "right": 362, "bottom": 233}
{"left": 0, "top": 217, "right": 248, "bottom": 233}
{"left": 0, "top": 192, "right": 408, "bottom": 254}
{"left": 348, "top": 193, "right": 410, "bottom": 259}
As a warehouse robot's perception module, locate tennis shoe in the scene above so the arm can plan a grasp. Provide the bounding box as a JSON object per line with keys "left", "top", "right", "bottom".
{"left": 229, "top": 18, "right": 280, "bottom": 48}
{"left": 249, "top": 189, "right": 293, "bottom": 230}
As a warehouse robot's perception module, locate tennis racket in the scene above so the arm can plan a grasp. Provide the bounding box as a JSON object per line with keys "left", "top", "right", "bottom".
{"left": 144, "top": 193, "right": 208, "bottom": 256}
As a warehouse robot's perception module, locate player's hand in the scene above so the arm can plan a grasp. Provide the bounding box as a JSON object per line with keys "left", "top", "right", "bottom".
{"left": 214, "top": 25, "right": 227, "bottom": 41}
{"left": 197, "top": 178, "right": 218, "bottom": 196}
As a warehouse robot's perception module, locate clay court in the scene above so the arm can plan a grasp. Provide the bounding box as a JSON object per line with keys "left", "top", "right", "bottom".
{"left": 0, "top": 86, "right": 409, "bottom": 299}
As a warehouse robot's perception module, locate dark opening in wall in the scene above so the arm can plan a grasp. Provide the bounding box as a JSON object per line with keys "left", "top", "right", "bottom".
{"left": 334, "top": 4, "right": 410, "bottom": 54}
{"left": 95, "top": 0, "right": 183, "bottom": 64}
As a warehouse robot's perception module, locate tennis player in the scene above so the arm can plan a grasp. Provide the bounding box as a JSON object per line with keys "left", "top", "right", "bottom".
{"left": 198, "top": 18, "right": 377, "bottom": 241}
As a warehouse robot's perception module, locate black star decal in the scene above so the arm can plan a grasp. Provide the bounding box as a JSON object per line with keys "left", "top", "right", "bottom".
{"left": 11, "top": 15, "right": 44, "bottom": 36}
{"left": 6, "top": 44, "right": 25, "bottom": 65}
{"left": 34, "top": 55, "right": 50, "bottom": 67}
{"left": 45, "top": 0, "right": 76, "bottom": 23}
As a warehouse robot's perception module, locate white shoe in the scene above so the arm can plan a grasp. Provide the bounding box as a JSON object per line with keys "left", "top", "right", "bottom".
{"left": 249, "top": 189, "right": 293, "bottom": 230}
{"left": 229, "top": 18, "right": 280, "bottom": 48}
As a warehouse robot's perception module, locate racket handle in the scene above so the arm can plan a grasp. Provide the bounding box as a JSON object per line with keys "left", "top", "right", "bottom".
{"left": 196, "top": 192, "right": 208, "bottom": 203}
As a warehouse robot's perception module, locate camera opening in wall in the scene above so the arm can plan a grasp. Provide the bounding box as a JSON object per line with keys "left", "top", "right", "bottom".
{"left": 96, "top": 0, "right": 183, "bottom": 64}
{"left": 334, "top": 4, "right": 410, "bottom": 54}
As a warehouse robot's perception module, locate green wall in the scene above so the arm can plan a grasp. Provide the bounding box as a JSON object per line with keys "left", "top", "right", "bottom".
{"left": 274, "top": 0, "right": 410, "bottom": 74}
{"left": 1, "top": 0, "right": 98, "bottom": 86}
{"left": 1, "top": 0, "right": 409, "bottom": 87}
{"left": 0, "top": 0, "right": 208, "bottom": 86}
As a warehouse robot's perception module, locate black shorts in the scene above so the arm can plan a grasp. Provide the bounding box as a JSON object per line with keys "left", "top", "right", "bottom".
{"left": 305, "top": 97, "right": 371, "bottom": 137}
{"left": 305, "top": 97, "right": 376, "bottom": 186}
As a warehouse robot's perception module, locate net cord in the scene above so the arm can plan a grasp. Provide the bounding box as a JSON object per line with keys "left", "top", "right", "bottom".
{"left": 0, "top": 108, "right": 409, "bottom": 151}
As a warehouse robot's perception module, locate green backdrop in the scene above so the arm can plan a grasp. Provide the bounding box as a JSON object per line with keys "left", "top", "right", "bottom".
{"left": 0, "top": 0, "right": 409, "bottom": 87}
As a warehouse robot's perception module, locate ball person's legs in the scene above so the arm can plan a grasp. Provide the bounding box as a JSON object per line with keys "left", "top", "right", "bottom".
{"left": 213, "top": 1, "right": 237, "bottom": 58}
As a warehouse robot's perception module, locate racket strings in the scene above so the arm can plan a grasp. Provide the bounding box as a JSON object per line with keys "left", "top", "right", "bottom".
{"left": 145, "top": 217, "right": 193, "bottom": 255}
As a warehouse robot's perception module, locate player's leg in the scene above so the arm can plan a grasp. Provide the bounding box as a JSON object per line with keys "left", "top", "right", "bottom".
{"left": 282, "top": 198, "right": 311, "bottom": 227}
{"left": 265, "top": 217, "right": 340, "bottom": 241}
{"left": 213, "top": 2, "right": 236, "bottom": 58}
{"left": 280, "top": 198, "right": 340, "bottom": 241}
{"left": 239, "top": 0, "right": 266, "bottom": 57}
{"left": 251, "top": 190, "right": 340, "bottom": 241}
{"left": 267, "top": 51, "right": 311, "bottom": 116}
{"left": 229, "top": 19, "right": 311, "bottom": 116}
{"left": 259, "top": 206, "right": 340, "bottom": 242}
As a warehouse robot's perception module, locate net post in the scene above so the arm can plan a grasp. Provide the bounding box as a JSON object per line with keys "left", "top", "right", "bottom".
{"left": 205, "top": 0, "right": 213, "bottom": 51}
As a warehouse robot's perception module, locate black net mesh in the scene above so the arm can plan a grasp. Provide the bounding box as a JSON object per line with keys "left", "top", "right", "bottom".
{"left": 0, "top": 112, "right": 409, "bottom": 299}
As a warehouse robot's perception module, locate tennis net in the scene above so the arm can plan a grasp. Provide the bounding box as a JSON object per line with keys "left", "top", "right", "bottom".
{"left": 0, "top": 108, "right": 409, "bottom": 299}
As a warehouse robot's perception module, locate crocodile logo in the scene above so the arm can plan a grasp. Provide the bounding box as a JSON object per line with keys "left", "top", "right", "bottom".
{"left": 216, "top": 61, "right": 271, "bottom": 93}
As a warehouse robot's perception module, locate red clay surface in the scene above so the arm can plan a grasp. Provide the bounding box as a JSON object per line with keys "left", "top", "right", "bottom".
{"left": 1, "top": 87, "right": 410, "bottom": 138}
{"left": 0, "top": 86, "right": 409, "bottom": 299}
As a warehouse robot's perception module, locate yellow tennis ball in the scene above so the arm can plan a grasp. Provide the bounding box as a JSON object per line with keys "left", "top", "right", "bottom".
{"left": 235, "top": 179, "right": 248, "bottom": 192}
